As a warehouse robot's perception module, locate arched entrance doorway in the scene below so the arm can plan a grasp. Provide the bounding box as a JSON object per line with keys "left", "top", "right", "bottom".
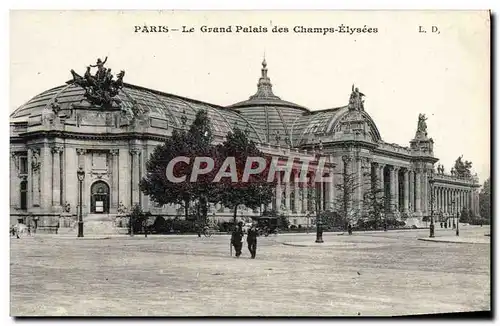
{"left": 90, "top": 181, "right": 110, "bottom": 214}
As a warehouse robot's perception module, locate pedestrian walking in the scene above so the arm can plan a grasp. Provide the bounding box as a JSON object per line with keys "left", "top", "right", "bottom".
{"left": 230, "top": 224, "right": 244, "bottom": 258}
{"left": 247, "top": 224, "right": 258, "bottom": 259}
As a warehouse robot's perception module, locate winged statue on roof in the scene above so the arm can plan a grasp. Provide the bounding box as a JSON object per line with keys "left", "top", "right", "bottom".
{"left": 70, "top": 57, "right": 125, "bottom": 108}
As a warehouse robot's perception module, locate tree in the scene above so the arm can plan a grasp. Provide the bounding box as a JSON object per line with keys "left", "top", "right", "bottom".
{"left": 460, "top": 206, "right": 470, "bottom": 223}
{"left": 332, "top": 156, "right": 363, "bottom": 230}
{"left": 479, "top": 177, "right": 491, "bottom": 220}
{"left": 215, "top": 127, "right": 275, "bottom": 223}
{"left": 129, "top": 204, "right": 151, "bottom": 237}
{"left": 140, "top": 110, "right": 219, "bottom": 221}
{"left": 277, "top": 214, "right": 290, "bottom": 229}
{"left": 361, "top": 171, "right": 386, "bottom": 229}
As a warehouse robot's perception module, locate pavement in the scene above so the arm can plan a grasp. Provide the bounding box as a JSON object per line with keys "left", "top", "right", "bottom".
{"left": 10, "top": 225, "right": 490, "bottom": 316}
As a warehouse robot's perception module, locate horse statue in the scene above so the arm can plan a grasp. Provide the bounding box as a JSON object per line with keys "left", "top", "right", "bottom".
{"left": 69, "top": 57, "right": 125, "bottom": 108}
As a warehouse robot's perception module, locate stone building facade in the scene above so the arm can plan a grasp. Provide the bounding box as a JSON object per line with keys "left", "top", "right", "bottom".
{"left": 9, "top": 59, "right": 481, "bottom": 232}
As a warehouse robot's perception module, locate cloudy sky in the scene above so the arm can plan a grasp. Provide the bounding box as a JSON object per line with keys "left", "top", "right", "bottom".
{"left": 10, "top": 10, "right": 490, "bottom": 183}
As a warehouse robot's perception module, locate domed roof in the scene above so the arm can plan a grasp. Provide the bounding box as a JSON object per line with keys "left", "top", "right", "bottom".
{"left": 291, "top": 105, "right": 382, "bottom": 147}
{"left": 10, "top": 81, "right": 266, "bottom": 143}
{"left": 228, "top": 59, "right": 310, "bottom": 146}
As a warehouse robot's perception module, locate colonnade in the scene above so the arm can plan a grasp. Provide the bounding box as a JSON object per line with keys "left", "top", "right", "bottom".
{"left": 432, "top": 185, "right": 479, "bottom": 218}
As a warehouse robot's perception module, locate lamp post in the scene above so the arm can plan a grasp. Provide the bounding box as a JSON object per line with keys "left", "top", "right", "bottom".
{"left": 315, "top": 179, "right": 324, "bottom": 243}
{"left": 429, "top": 171, "right": 435, "bottom": 238}
{"left": 456, "top": 211, "right": 460, "bottom": 236}
{"left": 77, "top": 167, "right": 85, "bottom": 238}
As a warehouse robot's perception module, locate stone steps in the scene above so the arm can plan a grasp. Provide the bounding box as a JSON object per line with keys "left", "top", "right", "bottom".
{"left": 57, "top": 214, "right": 128, "bottom": 236}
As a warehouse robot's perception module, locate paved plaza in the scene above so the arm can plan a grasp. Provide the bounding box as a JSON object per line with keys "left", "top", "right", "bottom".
{"left": 10, "top": 226, "right": 490, "bottom": 316}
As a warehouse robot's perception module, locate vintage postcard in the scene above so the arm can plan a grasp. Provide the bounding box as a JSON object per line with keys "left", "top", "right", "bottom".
{"left": 9, "top": 10, "right": 490, "bottom": 317}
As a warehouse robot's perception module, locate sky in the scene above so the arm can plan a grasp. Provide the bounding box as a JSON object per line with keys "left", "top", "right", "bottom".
{"left": 9, "top": 10, "right": 490, "bottom": 184}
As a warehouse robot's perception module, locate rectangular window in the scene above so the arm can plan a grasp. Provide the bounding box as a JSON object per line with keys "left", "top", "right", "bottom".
{"left": 19, "top": 157, "right": 28, "bottom": 175}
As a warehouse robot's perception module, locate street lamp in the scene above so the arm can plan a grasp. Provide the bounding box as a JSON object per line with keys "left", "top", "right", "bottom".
{"left": 315, "top": 179, "right": 324, "bottom": 243}
{"left": 429, "top": 170, "right": 435, "bottom": 238}
{"left": 77, "top": 166, "right": 85, "bottom": 238}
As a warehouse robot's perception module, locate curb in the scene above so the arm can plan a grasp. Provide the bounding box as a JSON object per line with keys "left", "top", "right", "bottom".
{"left": 418, "top": 237, "right": 490, "bottom": 244}
{"left": 279, "top": 241, "right": 349, "bottom": 248}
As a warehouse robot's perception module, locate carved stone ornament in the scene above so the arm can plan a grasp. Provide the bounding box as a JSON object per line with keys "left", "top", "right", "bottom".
{"left": 76, "top": 148, "right": 87, "bottom": 156}
{"left": 51, "top": 146, "right": 64, "bottom": 154}
{"left": 31, "top": 148, "right": 41, "bottom": 171}
{"left": 130, "top": 148, "right": 141, "bottom": 156}
{"left": 11, "top": 152, "right": 19, "bottom": 170}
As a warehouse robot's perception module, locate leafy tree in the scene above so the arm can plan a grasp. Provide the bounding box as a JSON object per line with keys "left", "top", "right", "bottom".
{"left": 332, "top": 156, "right": 363, "bottom": 230}
{"left": 129, "top": 204, "right": 150, "bottom": 237}
{"left": 318, "top": 210, "right": 344, "bottom": 229}
{"left": 140, "top": 110, "right": 219, "bottom": 221}
{"left": 479, "top": 177, "right": 491, "bottom": 220}
{"left": 361, "top": 170, "right": 386, "bottom": 229}
{"left": 277, "top": 214, "right": 290, "bottom": 229}
{"left": 460, "top": 207, "right": 470, "bottom": 223}
{"left": 215, "top": 127, "right": 275, "bottom": 223}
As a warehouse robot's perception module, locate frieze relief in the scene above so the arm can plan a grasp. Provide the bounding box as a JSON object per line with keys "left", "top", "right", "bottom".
{"left": 30, "top": 148, "right": 41, "bottom": 171}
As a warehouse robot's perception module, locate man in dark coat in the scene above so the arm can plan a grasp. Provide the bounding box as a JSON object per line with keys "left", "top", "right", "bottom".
{"left": 231, "top": 225, "right": 244, "bottom": 257}
{"left": 247, "top": 224, "right": 258, "bottom": 259}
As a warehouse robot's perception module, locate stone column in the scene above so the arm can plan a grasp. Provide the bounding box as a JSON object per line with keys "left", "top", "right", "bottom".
{"left": 302, "top": 176, "right": 308, "bottom": 213}
{"left": 28, "top": 149, "right": 34, "bottom": 208}
{"left": 378, "top": 164, "right": 385, "bottom": 191}
{"left": 403, "top": 169, "right": 409, "bottom": 213}
{"left": 319, "top": 179, "right": 324, "bottom": 212}
{"left": 111, "top": 149, "right": 120, "bottom": 211}
{"left": 445, "top": 188, "right": 449, "bottom": 214}
{"left": 76, "top": 148, "right": 87, "bottom": 215}
{"left": 475, "top": 191, "right": 480, "bottom": 216}
{"left": 451, "top": 189, "right": 455, "bottom": 214}
{"left": 284, "top": 172, "right": 291, "bottom": 213}
{"left": 437, "top": 187, "right": 441, "bottom": 213}
{"left": 462, "top": 190, "right": 466, "bottom": 211}
{"left": 408, "top": 170, "right": 414, "bottom": 212}
{"left": 356, "top": 157, "right": 363, "bottom": 213}
{"left": 40, "top": 145, "right": 52, "bottom": 210}
{"left": 389, "top": 166, "right": 396, "bottom": 212}
{"left": 51, "top": 146, "right": 63, "bottom": 208}
{"left": 342, "top": 156, "right": 353, "bottom": 220}
{"left": 458, "top": 190, "right": 462, "bottom": 212}
{"left": 294, "top": 172, "right": 300, "bottom": 213}
{"left": 10, "top": 153, "right": 18, "bottom": 209}
{"left": 414, "top": 168, "right": 422, "bottom": 215}
{"left": 327, "top": 168, "right": 334, "bottom": 211}
{"left": 421, "top": 168, "right": 428, "bottom": 216}
{"left": 309, "top": 173, "right": 316, "bottom": 214}
{"left": 394, "top": 167, "right": 400, "bottom": 211}
{"left": 469, "top": 190, "right": 473, "bottom": 213}
{"left": 378, "top": 164, "right": 385, "bottom": 213}
{"left": 130, "top": 149, "right": 141, "bottom": 206}
{"left": 442, "top": 187, "right": 445, "bottom": 213}
{"left": 275, "top": 171, "right": 282, "bottom": 213}
{"left": 63, "top": 147, "right": 77, "bottom": 213}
